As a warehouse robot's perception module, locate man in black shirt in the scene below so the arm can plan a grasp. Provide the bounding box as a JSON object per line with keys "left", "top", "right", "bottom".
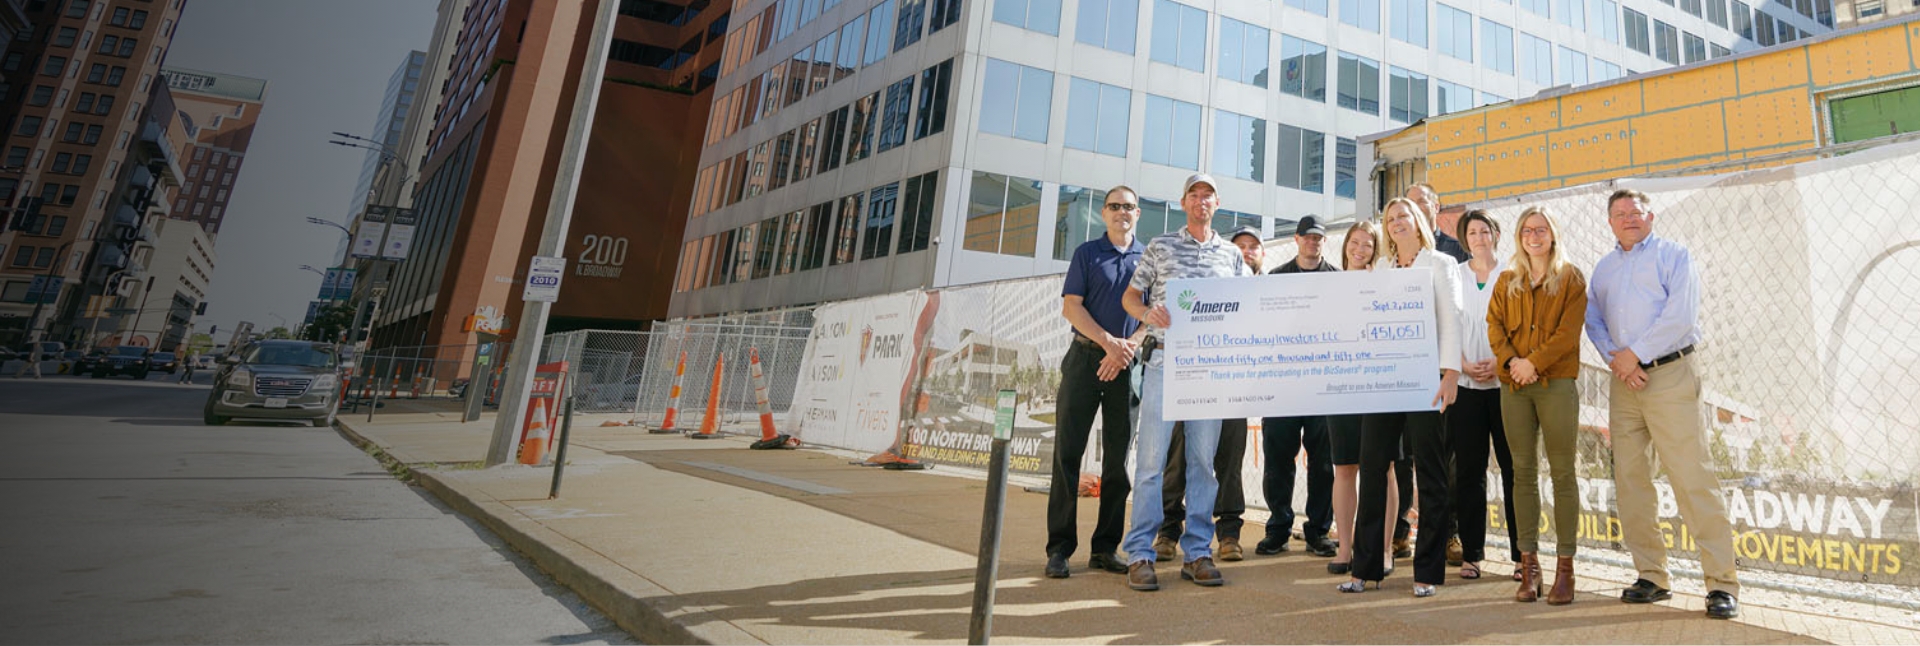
{"left": 1408, "top": 183, "right": 1469, "bottom": 263}
{"left": 1256, "top": 215, "right": 1339, "bottom": 556}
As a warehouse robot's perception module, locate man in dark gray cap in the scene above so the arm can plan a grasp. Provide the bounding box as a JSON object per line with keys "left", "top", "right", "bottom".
{"left": 1256, "top": 215, "right": 1339, "bottom": 557}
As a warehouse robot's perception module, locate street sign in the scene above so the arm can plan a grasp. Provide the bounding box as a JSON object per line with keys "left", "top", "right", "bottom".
{"left": 993, "top": 389, "right": 1016, "bottom": 441}
{"left": 522, "top": 256, "right": 565, "bottom": 303}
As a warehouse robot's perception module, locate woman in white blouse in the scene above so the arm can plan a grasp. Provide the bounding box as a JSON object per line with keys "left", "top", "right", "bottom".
{"left": 1339, "top": 197, "right": 1463, "bottom": 598}
{"left": 1447, "top": 210, "right": 1521, "bottom": 582}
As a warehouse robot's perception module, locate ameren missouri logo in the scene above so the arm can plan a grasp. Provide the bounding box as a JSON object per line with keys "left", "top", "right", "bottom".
{"left": 1176, "top": 289, "right": 1240, "bottom": 314}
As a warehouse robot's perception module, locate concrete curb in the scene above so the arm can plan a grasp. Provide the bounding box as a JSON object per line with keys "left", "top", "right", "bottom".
{"left": 335, "top": 419, "right": 762, "bottom": 646}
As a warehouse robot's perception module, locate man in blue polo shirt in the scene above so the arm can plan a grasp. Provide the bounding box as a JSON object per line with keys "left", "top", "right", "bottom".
{"left": 1045, "top": 185, "right": 1147, "bottom": 579}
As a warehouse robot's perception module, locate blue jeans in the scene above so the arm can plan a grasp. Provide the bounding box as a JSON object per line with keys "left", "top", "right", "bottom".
{"left": 1122, "top": 356, "right": 1222, "bottom": 565}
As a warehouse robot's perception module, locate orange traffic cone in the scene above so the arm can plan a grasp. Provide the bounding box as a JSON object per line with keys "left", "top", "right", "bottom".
{"left": 519, "top": 398, "right": 551, "bottom": 465}
{"left": 747, "top": 347, "right": 796, "bottom": 450}
{"left": 688, "top": 355, "right": 723, "bottom": 439}
{"left": 649, "top": 351, "right": 688, "bottom": 434}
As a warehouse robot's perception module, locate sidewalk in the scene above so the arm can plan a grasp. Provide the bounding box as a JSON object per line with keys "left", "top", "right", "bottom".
{"left": 338, "top": 410, "right": 1918, "bottom": 645}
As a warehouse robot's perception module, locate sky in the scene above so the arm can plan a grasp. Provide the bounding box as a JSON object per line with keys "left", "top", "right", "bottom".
{"left": 166, "top": 0, "right": 438, "bottom": 337}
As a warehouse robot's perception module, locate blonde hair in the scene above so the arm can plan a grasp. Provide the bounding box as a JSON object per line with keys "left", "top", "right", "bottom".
{"left": 1341, "top": 220, "right": 1381, "bottom": 270}
{"left": 1377, "top": 197, "right": 1435, "bottom": 268}
{"left": 1506, "top": 206, "right": 1576, "bottom": 297}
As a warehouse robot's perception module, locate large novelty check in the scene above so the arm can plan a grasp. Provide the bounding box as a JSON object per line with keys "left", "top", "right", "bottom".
{"left": 1161, "top": 267, "right": 1440, "bottom": 421}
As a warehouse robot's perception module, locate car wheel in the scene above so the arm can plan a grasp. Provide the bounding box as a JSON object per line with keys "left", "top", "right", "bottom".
{"left": 203, "top": 397, "right": 229, "bottom": 426}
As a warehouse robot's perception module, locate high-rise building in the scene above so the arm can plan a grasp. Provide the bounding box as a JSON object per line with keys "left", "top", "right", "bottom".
{"left": 0, "top": 0, "right": 189, "bottom": 347}
{"left": 330, "top": 50, "right": 427, "bottom": 267}
{"left": 107, "top": 213, "right": 210, "bottom": 348}
{"left": 1832, "top": 0, "right": 1912, "bottom": 28}
{"left": 669, "top": 0, "right": 1830, "bottom": 318}
{"left": 159, "top": 66, "right": 264, "bottom": 238}
{"left": 369, "top": 0, "right": 730, "bottom": 349}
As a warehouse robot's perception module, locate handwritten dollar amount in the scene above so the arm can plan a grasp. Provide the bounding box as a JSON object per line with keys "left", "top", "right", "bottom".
{"left": 1357, "top": 322, "right": 1425, "bottom": 341}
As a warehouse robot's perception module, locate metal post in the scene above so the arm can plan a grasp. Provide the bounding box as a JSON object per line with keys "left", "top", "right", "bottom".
{"left": 968, "top": 389, "right": 1018, "bottom": 645}
{"left": 548, "top": 377, "right": 575, "bottom": 499}
{"left": 366, "top": 351, "right": 383, "bottom": 422}
{"left": 486, "top": 0, "right": 619, "bottom": 466}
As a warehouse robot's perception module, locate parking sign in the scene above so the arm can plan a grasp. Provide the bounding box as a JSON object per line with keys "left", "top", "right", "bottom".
{"left": 522, "top": 256, "right": 565, "bottom": 303}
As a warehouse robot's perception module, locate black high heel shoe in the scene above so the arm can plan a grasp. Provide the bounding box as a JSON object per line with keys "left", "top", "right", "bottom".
{"left": 1327, "top": 561, "right": 1351, "bottom": 575}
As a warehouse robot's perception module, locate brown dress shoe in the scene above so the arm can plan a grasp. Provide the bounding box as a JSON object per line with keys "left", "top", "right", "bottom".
{"left": 1218, "top": 537, "right": 1244, "bottom": 562}
{"left": 1392, "top": 535, "right": 1413, "bottom": 559}
{"left": 1515, "top": 553, "right": 1542, "bottom": 602}
{"left": 1181, "top": 557, "right": 1224, "bottom": 586}
{"left": 1445, "top": 536, "right": 1464, "bottom": 566}
{"left": 1128, "top": 560, "right": 1159, "bottom": 591}
{"left": 1546, "top": 556, "right": 1576, "bottom": 605}
{"left": 1153, "top": 536, "right": 1178, "bottom": 562}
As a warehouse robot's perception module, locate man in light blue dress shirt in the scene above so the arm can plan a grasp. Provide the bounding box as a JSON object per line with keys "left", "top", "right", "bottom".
{"left": 1586, "top": 189, "right": 1739, "bottom": 620}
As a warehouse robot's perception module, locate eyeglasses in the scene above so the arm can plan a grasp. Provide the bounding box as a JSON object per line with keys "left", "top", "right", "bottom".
{"left": 1104, "top": 203, "right": 1139, "bottom": 212}
{"left": 1520, "top": 227, "right": 1552, "bottom": 237}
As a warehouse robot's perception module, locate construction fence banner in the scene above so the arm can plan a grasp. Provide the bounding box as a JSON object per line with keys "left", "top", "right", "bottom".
{"left": 784, "top": 291, "right": 934, "bottom": 455}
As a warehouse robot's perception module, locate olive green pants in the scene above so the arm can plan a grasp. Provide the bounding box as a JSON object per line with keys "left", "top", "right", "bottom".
{"left": 1501, "top": 378, "right": 1580, "bottom": 555}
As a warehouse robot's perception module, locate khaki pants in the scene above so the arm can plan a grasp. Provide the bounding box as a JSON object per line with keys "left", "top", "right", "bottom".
{"left": 1609, "top": 355, "right": 1738, "bottom": 595}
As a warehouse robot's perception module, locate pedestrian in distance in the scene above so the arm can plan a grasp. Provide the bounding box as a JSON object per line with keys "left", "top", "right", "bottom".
{"left": 1325, "top": 220, "right": 1401, "bottom": 575}
{"left": 1449, "top": 210, "right": 1522, "bottom": 583}
{"left": 1044, "top": 186, "right": 1146, "bottom": 580}
{"left": 1257, "top": 216, "right": 1338, "bottom": 558}
{"left": 1119, "top": 173, "right": 1248, "bottom": 591}
{"left": 1487, "top": 206, "right": 1588, "bottom": 603}
{"left": 1155, "top": 224, "right": 1264, "bottom": 564}
{"left": 1341, "top": 197, "right": 1463, "bottom": 598}
{"left": 1586, "top": 189, "right": 1739, "bottom": 619}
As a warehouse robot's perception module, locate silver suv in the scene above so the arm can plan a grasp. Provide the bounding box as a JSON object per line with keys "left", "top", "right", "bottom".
{"left": 204, "top": 340, "right": 343, "bottom": 427}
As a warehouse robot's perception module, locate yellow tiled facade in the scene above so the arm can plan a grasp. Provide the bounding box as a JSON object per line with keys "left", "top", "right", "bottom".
{"left": 1370, "top": 18, "right": 1920, "bottom": 205}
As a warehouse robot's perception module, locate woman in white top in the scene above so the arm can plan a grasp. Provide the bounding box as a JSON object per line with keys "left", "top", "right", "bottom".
{"left": 1446, "top": 210, "right": 1520, "bottom": 582}
{"left": 1325, "top": 221, "right": 1401, "bottom": 576}
{"left": 1339, "top": 197, "right": 1464, "bottom": 597}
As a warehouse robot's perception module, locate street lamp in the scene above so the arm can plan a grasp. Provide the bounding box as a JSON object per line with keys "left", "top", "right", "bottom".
{"left": 328, "top": 130, "right": 412, "bottom": 351}
{"left": 297, "top": 264, "right": 325, "bottom": 278}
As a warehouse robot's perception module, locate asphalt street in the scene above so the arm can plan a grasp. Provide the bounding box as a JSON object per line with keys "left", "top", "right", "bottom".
{"left": 0, "top": 372, "right": 635, "bottom": 644}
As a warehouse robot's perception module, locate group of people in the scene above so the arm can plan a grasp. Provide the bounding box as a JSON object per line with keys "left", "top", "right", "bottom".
{"left": 1046, "top": 174, "right": 1739, "bottom": 620}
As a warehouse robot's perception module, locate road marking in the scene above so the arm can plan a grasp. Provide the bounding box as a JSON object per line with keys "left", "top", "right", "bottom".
{"left": 677, "top": 461, "right": 848, "bottom": 496}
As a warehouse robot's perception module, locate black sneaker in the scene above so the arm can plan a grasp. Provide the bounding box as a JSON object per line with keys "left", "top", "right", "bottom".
{"left": 1254, "top": 535, "right": 1290, "bottom": 555}
{"left": 1620, "top": 578, "right": 1671, "bottom": 604}
{"left": 1088, "top": 552, "right": 1128, "bottom": 574}
{"left": 1045, "top": 553, "right": 1069, "bottom": 579}
{"left": 1304, "top": 536, "right": 1338, "bottom": 557}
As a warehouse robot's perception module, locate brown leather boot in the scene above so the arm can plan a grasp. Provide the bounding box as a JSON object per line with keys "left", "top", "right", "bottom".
{"left": 1514, "top": 553, "right": 1542, "bottom": 603}
{"left": 1546, "top": 556, "right": 1575, "bottom": 605}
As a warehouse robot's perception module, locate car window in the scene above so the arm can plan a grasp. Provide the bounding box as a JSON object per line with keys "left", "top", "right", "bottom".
{"left": 115, "top": 346, "right": 146, "bottom": 355}
{"left": 152, "top": 352, "right": 175, "bottom": 360}
{"left": 244, "top": 344, "right": 336, "bottom": 368}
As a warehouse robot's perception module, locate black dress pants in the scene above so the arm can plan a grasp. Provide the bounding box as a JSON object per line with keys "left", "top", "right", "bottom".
{"left": 1259, "top": 415, "right": 1333, "bottom": 543}
{"left": 1447, "top": 386, "right": 1520, "bottom": 562}
{"left": 1354, "top": 411, "right": 1451, "bottom": 585}
{"left": 1044, "top": 342, "right": 1133, "bottom": 558}
{"left": 1160, "top": 418, "right": 1247, "bottom": 540}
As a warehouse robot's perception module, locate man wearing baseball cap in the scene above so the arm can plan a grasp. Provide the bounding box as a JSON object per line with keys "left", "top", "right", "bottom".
{"left": 1256, "top": 215, "right": 1340, "bottom": 557}
{"left": 1119, "top": 173, "right": 1249, "bottom": 591}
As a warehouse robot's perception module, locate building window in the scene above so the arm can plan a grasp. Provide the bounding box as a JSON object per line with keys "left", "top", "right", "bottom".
{"left": 1390, "top": 0, "right": 1427, "bottom": 47}
{"left": 1520, "top": 0, "right": 1549, "bottom": 17}
{"left": 773, "top": 209, "right": 805, "bottom": 275}
{"left": 110, "top": 6, "right": 129, "bottom": 25}
{"left": 1289, "top": 0, "right": 1328, "bottom": 16}
{"left": 800, "top": 202, "right": 833, "bottom": 270}
{"left": 863, "top": 182, "right": 898, "bottom": 260}
{"left": 833, "top": 192, "right": 864, "bottom": 265}
{"left": 914, "top": 59, "right": 953, "bottom": 140}
{"left": 1076, "top": 0, "right": 1139, "bottom": 54}
{"left": 928, "top": 0, "right": 962, "bottom": 33}
{"left": 1592, "top": 58, "right": 1623, "bottom": 82}
{"left": 836, "top": 18, "right": 865, "bottom": 79}
{"left": 15, "top": 116, "right": 42, "bottom": 138}
{"left": 1342, "top": 0, "right": 1381, "bottom": 31}
{"left": 1336, "top": 51, "right": 1381, "bottom": 115}
{"left": 1388, "top": 67, "right": 1428, "bottom": 123}
{"left": 1217, "top": 17, "right": 1269, "bottom": 87}
{"left": 847, "top": 92, "right": 879, "bottom": 162}
{"left": 864, "top": 2, "right": 894, "bottom": 65}
{"left": 130, "top": 9, "right": 148, "bottom": 29}
{"left": 1624, "top": 9, "right": 1650, "bottom": 54}
{"left": 67, "top": 1, "right": 89, "bottom": 19}
{"left": 1710, "top": 44, "right": 1731, "bottom": 58}
{"left": 98, "top": 35, "right": 117, "bottom": 55}
{"left": 75, "top": 93, "right": 95, "bottom": 113}
{"left": 1680, "top": 0, "right": 1703, "bottom": 16}
{"left": 1683, "top": 32, "right": 1706, "bottom": 64}
{"left": 1591, "top": 0, "right": 1620, "bottom": 43}
{"left": 791, "top": 119, "right": 818, "bottom": 185}
{"left": 8, "top": 146, "right": 29, "bottom": 167}
{"left": 41, "top": 56, "right": 66, "bottom": 77}
{"left": 993, "top": 0, "right": 1061, "bottom": 34}
{"left": 1653, "top": 20, "right": 1679, "bottom": 64}
{"left": 877, "top": 75, "right": 915, "bottom": 152}
{"left": 1150, "top": 0, "right": 1207, "bottom": 72}
{"left": 95, "top": 95, "right": 114, "bottom": 116}
{"left": 964, "top": 171, "right": 1042, "bottom": 255}
{"left": 1281, "top": 35, "right": 1328, "bottom": 101}
{"left": 1212, "top": 110, "right": 1265, "bottom": 182}
{"left": 55, "top": 27, "right": 77, "bottom": 48}
{"left": 752, "top": 217, "right": 779, "bottom": 279}
{"left": 86, "top": 63, "right": 105, "bottom": 83}
{"left": 1754, "top": 11, "right": 1775, "bottom": 47}
{"left": 71, "top": 154, "right": 90, "bottom": 175}
{"left": 1732, "top": 2, "right": 1753, "bottom": 40}
{"left": 1482, "top": 19, "right": 1514, "bottom": 74}
{"left": 28, "top": 85, "right": 54, "bottom": 106}
{"left": 1519, "top": 32, "right": 1553, "bottom": 86}
{"left": 706, "top": 230, "right": 734, "bottom": 287}
{"left": 1052, "top": 185, "right": 1102, "bottom": 260}
{"left": 897, "top": 170, "right": 938, "bottom": 254}
{"left": 2, "top": 53, "right": 21, "bottom": 72}
{"left": 1557, "top": 0, "right": 1585, "bottom": 30}
{"left": 817, "top": 106, "right": 849, "bottom": 173}
{"left": 769, "top": 130, "right": 796, "bottom": 190}
{"left": 1335, "top": 137, "right": 1357, "bottom": 199}
{"left": 1065, "top": 77, "right": 1130, "bottom": 157}
{"left": 1436, "top": 4, "right": 1472, "bottom": 61}
{"left": 980, "top": 58, "right": 1053, "bottom": 142}
{"left": 894, "top": 0, "right": 925, "bottom": 52}
{"left": 1435, "top": 79, "right": 1473, "bottom": 115}
{"left": 1707, "top": 0, "right": 1729, "bottom": 26}
{"left": 1559, "top": 47, "right": 1588, "bottom": 86}
{"left": 1143, "top": 94, "right": 1201, "bottom": 169}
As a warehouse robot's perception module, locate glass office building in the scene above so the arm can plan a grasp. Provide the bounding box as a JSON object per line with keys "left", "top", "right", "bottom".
{"left": 671, "top": 0, "right": 1828, "bottom": 317}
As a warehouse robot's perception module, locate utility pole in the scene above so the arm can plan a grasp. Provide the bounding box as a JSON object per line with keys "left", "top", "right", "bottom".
{"left": 486, "top": 0, "right": 619, "bottom": 466}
